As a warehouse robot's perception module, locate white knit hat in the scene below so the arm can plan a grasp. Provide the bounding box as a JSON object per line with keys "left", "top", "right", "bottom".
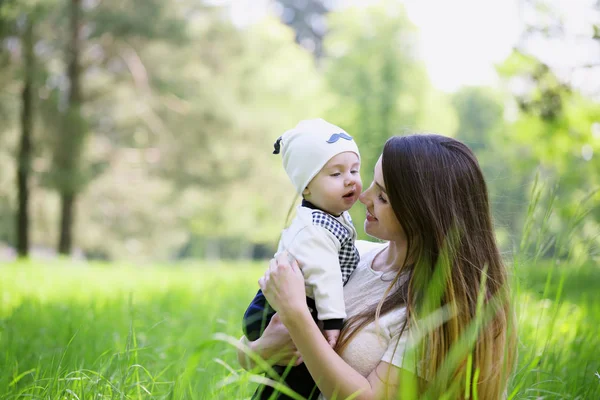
{"left": 273, "top": 119, "right": 360, "bottom": 195}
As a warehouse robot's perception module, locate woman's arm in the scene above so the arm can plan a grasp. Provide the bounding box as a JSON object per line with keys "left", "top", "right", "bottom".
{"left": 259, "top": 253, "right": 411, "bottom": 400}
{"left": 282, "top": 306, "right": 374, "bottom": 399}
{"left": 284, "top": 306, "right": 409, "bottom": 400}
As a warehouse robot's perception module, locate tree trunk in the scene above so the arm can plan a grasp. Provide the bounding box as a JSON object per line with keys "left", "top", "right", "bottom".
{"left": 58, "top": 193, "right": 75, "bottom": 255}
{"left": 57, "top": 0, "right": 82, "bottom": 255}
{"left": 16, "top": 18, "right": 34, "bottom": 258}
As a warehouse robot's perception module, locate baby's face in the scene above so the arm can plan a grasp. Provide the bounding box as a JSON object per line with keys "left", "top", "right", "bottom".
{"left": 303, "top": 152, "right": 362, "bottom": 216}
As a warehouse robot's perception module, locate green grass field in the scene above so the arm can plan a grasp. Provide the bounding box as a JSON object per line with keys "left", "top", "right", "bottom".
{"left": 0, "top": 259, "right": 598, "bottom": 399}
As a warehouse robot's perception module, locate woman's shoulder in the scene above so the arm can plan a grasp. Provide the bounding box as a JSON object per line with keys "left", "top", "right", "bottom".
{"left": 355, "top": 240, "right": 388, "bottom": 258}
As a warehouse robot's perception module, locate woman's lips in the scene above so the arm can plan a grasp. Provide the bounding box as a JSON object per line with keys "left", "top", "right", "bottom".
{"left": 366, "top": 210, "right": 377, "bottom": 221}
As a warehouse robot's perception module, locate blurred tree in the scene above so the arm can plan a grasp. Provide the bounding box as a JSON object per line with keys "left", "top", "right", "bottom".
{"left": 517, "top": 0, "right": 600, "bottom": 95}
{"left": 43, "top": 0, "right": 189, "bottom": 255}
{"left": 16, "top": 12, "right": 34, "bottom": 258}
{"left": 498, "top": 50, "right": 600, "bottom": 259}
{"left": 324, "top": 3, "right": 420, "bottom": 175}
{"left": 55, "top": 0, "right": 85, "bottom": 255}
{"left": 452, "top": 87, "right": 503, "bottom": 152}
{"left": 0, "top": 0, "right": 55, "bottom": 258}
{"left": 450, "top": 87, "right": 532, "bottom": 250}
{"left": 322, "top": 2, "right": 454, "bottom": 235}
{"left": 0, "top": 1, "right": 19, "bottom": 251}
{"left": 71, "top": 11, "right": 327, "bottom": 261}
{"left": 515, "top": 0, "right": 598, "bottom": 259}
{"left": 274, "top": 0, "right": 330, "bottom": 59}
{"left": 168, "top": 16, "right": 328, "bottom": 259}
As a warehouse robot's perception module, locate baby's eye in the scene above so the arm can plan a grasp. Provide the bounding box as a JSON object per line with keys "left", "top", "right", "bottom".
{"left": 330, "top": 173, "right": 341, "bottom": 177}
{"left": 351, "top": 170, "right": 359, "bottom": 174}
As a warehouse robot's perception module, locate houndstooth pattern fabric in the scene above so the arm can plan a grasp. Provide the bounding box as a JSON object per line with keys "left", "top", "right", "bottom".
{"left": 311, "top": 211, "right": 359, "bottom": 284}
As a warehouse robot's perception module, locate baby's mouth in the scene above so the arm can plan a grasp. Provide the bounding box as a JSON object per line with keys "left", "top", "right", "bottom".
{"left": 343, "top": 190, "right": 355, "bottom": 198}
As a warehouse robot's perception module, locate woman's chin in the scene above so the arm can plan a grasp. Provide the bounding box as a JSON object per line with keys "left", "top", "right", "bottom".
{"left": 363, "top": 221, "right": 376, "bottom": 235}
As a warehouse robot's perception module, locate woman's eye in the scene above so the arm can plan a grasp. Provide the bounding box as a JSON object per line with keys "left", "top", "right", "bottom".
{"left": 378, "top": 194, "right": 387, "bottom": 203}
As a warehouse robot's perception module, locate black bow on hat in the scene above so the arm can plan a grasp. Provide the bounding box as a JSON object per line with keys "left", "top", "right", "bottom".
{"left": 273, "top": 136, "right": 282, "bottom": 154}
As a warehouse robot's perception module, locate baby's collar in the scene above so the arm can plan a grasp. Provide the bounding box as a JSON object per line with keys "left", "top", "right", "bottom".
{"left": 301, "top": 199, "right": 341, "bottom": 217}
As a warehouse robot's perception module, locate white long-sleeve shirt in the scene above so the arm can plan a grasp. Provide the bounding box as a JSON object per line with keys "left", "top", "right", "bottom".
{"left": 276, "top": 201, "right": 359, "bottom": 329}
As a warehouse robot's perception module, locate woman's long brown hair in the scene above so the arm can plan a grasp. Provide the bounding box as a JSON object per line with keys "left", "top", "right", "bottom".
{"left": 335, "top": 134, "right": 516, "bottom": 399}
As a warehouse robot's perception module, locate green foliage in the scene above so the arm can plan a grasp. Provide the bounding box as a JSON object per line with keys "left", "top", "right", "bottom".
{"left": 89, "top": 0, "right": 188, "bottom": 42}
{"left": 451, "top": 87, "right": 503, "bottom": 152}
{"left": 496, "top": 51, "right": 600, "bottom": 255}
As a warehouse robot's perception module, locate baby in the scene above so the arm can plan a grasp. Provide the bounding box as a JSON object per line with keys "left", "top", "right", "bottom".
{"left": 243, "top": 118, "right": 362, "bottom": 348}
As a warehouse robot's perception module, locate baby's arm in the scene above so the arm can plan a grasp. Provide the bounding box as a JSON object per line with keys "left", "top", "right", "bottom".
{"left": 285, "top": 226, "right": 345, "bottom": 346}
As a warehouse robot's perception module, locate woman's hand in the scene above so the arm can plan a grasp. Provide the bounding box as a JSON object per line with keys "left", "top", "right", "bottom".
{"left": 257, "top": 313, "right": 303, "bottom": 366}
{"left": 258, "top": 252, "right": 308, "bottom": 324}
{"left": 239, "top": 314, "right": 303, "bottom": 369}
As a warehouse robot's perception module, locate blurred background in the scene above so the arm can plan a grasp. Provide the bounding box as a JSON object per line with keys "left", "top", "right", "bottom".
{"left": 0, "top": 0, "right": 599, "bottom": 263}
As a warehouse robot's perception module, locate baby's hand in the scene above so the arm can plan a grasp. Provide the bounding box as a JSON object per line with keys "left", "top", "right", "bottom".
{"left": 324, "top": 329, "right": 340, "bottom": 348}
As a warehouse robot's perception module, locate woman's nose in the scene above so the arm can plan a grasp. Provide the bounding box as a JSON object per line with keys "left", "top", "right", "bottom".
{"left": 358, "top": 190, "right": 368, "bottom": 205}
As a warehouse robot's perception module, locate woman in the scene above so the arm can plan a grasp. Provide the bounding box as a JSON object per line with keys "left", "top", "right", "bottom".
{"left": 239, "top": 134, "right": 516, "bottom": 399}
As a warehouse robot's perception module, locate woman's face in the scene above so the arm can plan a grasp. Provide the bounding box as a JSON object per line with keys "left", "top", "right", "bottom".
{"left": 359, "top": 156, "right": 406, "bottom": 243}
